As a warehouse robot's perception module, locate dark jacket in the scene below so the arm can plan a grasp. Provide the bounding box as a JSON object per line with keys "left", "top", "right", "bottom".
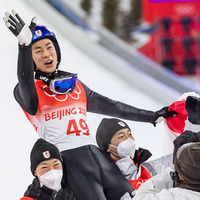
{"left": 20, "top": 178, "right": 76, "bottom": 200}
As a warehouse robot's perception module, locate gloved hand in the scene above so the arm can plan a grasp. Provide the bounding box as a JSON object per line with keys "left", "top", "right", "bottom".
{"left": 185, "top": 96, "right": 200, "bottom": 124}
{"left": 3, "top": 10, "right": 37, "bottom": 46}
{"left": 154, "top": 106, "right": 177, "bottom": 126}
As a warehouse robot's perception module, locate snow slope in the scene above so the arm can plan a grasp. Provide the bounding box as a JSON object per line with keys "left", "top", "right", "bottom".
{"left": 0, "top": 0, "right": 171, "bottom": 199}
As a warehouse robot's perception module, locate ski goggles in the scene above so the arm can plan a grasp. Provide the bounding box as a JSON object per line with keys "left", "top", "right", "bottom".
{"left": 49, "top": 74, "right": 77, "bottom": 94}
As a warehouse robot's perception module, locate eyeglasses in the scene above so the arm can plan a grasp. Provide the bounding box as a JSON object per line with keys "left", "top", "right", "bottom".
{"left": 49, "top": 74, "right": 77, "bottom": 94}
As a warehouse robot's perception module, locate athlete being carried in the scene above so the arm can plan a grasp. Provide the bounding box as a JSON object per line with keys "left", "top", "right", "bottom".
{"left": 3, "top": 10, "right": 175, "bottom": 200}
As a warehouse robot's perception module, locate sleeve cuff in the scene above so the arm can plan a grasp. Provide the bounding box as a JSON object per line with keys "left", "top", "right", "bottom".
{"left": 184, "top": 119, "right": 200, "bottom": 133}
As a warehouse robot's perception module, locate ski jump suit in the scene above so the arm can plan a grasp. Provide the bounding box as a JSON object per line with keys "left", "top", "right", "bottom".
{"left": 15, "top": 44, "right": 160, "bottom": 200}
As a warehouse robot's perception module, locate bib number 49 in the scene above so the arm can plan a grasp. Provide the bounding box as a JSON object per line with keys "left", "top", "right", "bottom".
{"left": 67, "top": 119, "right": 90, "bottom": 136}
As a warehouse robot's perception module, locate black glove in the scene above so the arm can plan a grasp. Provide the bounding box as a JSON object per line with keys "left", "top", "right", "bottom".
{"left": 3, "top": 10, "right": 37, "bottom": 46}
{"left": 154, "top": 106, "right": 177, "bottom": 126}
{"left": 185, "top": 96, "right": 200, "bottom": 124}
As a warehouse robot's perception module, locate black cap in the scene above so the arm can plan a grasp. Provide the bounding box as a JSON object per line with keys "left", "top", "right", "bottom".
{"left": 30, "top": 138, "right": 62, "bottom": 175}
{"left": 96, "top": 118, "right": 131, "bottom": 152}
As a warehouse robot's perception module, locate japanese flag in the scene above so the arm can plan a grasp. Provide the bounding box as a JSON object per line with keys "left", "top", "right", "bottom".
{"left": 35, "top": 29, "right": 42, "bottom": 37}
{"left": 43, "top": 151, "right": 50, "bottom": 159}
{"left": 164, "top": 92, "right": 200, "bottom": 143}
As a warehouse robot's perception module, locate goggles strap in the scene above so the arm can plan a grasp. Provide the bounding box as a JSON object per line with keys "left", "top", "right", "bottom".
{"left": 35, "top": 70, "right": 58, "bottom": 86}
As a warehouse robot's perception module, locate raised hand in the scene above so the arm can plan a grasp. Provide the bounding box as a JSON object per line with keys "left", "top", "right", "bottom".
{"left": 3, "top": 10, "right": 37, "bottom": 46}
{"left": 155, "top": 106, "right": 177, "bottom": 126}
{"left": 185, "top": 96, "right": 200, "bottom": 124}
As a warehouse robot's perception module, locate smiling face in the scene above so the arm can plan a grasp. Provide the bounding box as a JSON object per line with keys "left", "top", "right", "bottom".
{"left": 34, "top": 158, "right": 62, "bottom": 177}
{"left": 32, "top": 38, "right": 58, "bottom": 74}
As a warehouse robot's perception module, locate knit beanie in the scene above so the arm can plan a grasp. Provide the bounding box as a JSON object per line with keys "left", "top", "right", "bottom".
{"left": 96, "top": 118, "right": 131, "bottom": 152}
{"left": 30, "top": 138, "right": 62, "bottom": 175}
{"left": 174, "top": 142, "right": 200, "bottom": 185}
{"left": 173, "top": 130, "right": 200, "bottom": 162}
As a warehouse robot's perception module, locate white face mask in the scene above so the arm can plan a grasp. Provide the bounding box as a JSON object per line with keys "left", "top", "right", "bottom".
{"left": 109, "top": 138, "right": 136, "bottom": 159}
{"left": 38, "top": 169, "right": 63, "bottom": 192}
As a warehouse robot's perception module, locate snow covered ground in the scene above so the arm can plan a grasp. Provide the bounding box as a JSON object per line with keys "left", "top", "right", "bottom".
{"left": 0, "top": 0, "right": 173, "bottom": 199}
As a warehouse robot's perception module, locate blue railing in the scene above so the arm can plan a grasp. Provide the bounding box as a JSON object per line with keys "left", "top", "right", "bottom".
{"left": 46, "top": 0, "right": 90, "bottom": 30}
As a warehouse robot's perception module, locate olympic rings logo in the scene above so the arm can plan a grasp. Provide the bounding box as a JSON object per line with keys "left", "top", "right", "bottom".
{"left": 174, "top": 3, "right": 195, "bottom": 15}
{"left": 43, "top": 84, "right": 81, "bottom": 102}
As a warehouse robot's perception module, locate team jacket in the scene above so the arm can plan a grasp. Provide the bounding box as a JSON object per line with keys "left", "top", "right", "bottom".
{"left": 20, "top": 178, "right": 76, "bottom": 200}
{"left": 115, "top": 148, "right": 173, "bottom": 190}
{"left": 14, "top": 44, "right": 159, "bottom": 151}
{"left": 133, "top": 168, "right": 200, "bottom": 200}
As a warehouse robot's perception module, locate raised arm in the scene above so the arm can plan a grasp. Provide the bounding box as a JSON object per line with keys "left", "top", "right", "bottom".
{"left": 3, "top": 10, "right": 38, "bottom": 115}
{"left": 80, "top": 81, "right": 175, "bottom": 125}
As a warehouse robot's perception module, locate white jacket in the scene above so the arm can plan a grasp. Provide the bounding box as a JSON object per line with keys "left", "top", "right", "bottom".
{"left": 133, "top": 167, "right": 200, "bottom": 200}
{"left": 116, "top": 153, "right": 173, "bottom": 189}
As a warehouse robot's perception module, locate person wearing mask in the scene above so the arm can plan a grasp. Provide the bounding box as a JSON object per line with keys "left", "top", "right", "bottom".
{"left": 133, "top": 142, "right": 200, "bottom": 199}
{"left": 20, "top": 138, "right": 76, "bottom": 200}
{"left": 3, "top": 10, "right": 175, "bottom": 200}
{"left": 96, "top": 118, "right": 173, "bottom": 190}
